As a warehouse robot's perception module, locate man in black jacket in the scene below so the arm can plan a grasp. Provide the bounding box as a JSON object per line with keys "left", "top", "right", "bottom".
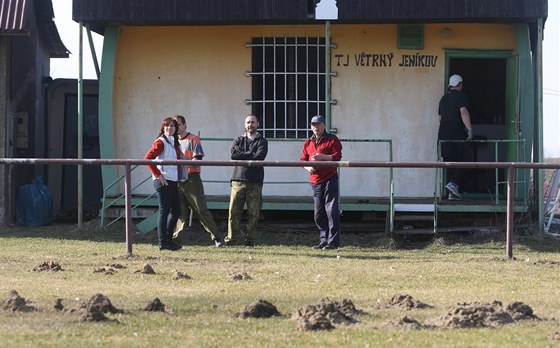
{"left": 226, "top": 115, "right": 268, "bottom": 246}
{"left": 438, "top": 74, "right": 473, "bottom": 200}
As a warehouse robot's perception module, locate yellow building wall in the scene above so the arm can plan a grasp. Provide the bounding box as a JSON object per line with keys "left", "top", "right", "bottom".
{"left": 112, "top": 23, "right": 516, "bottom": 198}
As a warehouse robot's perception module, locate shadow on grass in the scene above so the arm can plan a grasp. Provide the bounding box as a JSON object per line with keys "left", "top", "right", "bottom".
{"left": 2, "top": 216, "right": 559, "bottom": 253}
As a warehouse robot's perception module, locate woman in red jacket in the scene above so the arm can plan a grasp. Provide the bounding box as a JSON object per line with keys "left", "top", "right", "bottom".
{"left": 144, "top": 117, "right": 183, "bottom": 251}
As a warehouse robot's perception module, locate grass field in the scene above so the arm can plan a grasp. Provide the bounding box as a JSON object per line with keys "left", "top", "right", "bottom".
{"left": 1, "top": 219, "right": 560, "bottom": 348}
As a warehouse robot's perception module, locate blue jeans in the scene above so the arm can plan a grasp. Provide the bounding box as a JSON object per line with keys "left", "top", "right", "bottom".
{"left": 154, "top": 179, "right": 180, "bottom": 246}
{"left": 311, "top": 175, "right": 340, "bottom": 247}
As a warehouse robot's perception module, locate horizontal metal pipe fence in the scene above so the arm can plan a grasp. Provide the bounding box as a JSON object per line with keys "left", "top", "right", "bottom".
{"left": 2, "top": 158, "right": 560, "bottom": 258}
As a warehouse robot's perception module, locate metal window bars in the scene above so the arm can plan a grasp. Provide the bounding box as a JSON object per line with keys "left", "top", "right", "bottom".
{"left": 245, "top": 37, "right": 336, "bottom": 139}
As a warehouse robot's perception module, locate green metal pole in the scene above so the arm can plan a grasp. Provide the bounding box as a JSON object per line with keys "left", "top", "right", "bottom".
{"left": 325, "top": 20, "right": 331, "bottom": 126}
{"left": 535, "top": 19, "right": 544, "bottom": 232}
{"left": 78, "top": 23, "right": 84, "bottom": 228}
{"left": 85, "top": 24, "right": 100, "bottom": 80}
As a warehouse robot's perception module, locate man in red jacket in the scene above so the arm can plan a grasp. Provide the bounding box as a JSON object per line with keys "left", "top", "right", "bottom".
{"left": 300, "top": 115, "right": 343, "bottom": 250}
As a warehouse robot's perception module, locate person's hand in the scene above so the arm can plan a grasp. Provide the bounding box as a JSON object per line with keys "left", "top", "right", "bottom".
{"left": 158, "top": 176, "right": 168, "bottom": 186}
{"left": 303, "top": 166, "right": 316, "bottom": 174}
{"left": 466, "top": 129, "right": 473, "bottom": 141}
{"left": 311, "top": 153, "right": 331, "bottom": 161}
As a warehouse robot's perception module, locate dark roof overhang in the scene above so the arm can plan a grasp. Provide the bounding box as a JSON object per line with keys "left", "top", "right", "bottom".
{"left": 72, "top": 0, "right": 548, "bottom": 36}
{"left": 0, "top": 0, "right": 28, "bottom": 35}
{"left": 1, "top": 0, "right": 69, "bottom": 58}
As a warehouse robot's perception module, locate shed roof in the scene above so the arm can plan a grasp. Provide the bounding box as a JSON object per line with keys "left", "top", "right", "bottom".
{"left": 0, "top": 0, "right": 27, "bottom": 34}
{"left": 1, "top": 0, "right": 69, "bottom": 58}
{"left": 73, "top": 0, "right": 548, "bottom": 35}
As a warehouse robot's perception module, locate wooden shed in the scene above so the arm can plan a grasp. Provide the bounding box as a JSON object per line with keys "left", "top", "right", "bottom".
{"left": 0, "top": 0, "right": 69, "bottom": 224}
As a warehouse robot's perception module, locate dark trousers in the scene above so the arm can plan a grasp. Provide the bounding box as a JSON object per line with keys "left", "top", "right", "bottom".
{"left": 442, "top": 142, "right": 472, "bottom": 187}
{"left": 311, "top": 175, "right": 340, "bottom": 247}
{"left": 154, "top": 179, "right": 180, "bottom": 246}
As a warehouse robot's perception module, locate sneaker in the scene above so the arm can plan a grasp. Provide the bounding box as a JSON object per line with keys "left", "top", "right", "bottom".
{"left": 448, "top": 193, "right": 462, "bottom": 201}
{"left": 322, "top": 244, "right": 339, "bottom": 250}
{"left": 245, "top": 241, "right": 255, "bottom": 247}
{"left": 159, "top": 243, "right": 182, "bottom": 251}
{"left": 445, "top": 182, "right": 462, "bottom": 199}
{"left": 214, "top": 239, "right": 225, "bottom": 247}
{"left": 312, "top": 242, "right": 327, "bottom": 249}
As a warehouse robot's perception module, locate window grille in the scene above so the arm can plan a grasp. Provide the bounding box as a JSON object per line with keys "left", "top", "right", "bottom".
{"left": 246, "top": 37, "right": 333, "bottom": 139}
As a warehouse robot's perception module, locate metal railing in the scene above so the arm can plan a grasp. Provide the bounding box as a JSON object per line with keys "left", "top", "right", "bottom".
{"left": 100, "top": 164, "right": 157, "bottom": 228}
{"left": 2, "top": 158, "right": 560, "bottom": 259}
{"left": 100, "top": 137, "right": 394, "bottom": 231}
{"left": 436, "top": 139, "right": 527, "bottom": 204}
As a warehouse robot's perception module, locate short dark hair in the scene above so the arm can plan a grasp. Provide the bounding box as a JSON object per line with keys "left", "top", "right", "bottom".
{"left": 174, "top": 115, "right": 186, "bottom": 125}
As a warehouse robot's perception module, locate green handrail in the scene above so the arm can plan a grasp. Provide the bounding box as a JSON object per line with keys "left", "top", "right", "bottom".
{"left": 100, "top": 137, "right": 394, "bottom": 231}
{"left": 100, "top": 165, "right": 156, "bottom": 227}
{"left": 201, "top": 137, "right": 394, "bottom": 230}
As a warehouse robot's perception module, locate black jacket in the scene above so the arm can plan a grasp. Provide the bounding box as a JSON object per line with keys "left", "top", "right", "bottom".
{"left": 230, "top": 132, "right": 268, "bottom": 183}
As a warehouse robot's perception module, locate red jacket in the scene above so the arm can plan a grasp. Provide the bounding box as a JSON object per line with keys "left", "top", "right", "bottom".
{"left": 300, "top": 133, "right": 342, "bottom": 184}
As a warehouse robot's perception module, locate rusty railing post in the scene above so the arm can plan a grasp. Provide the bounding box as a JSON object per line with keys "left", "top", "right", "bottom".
{"left": 506, "top": 166, "right": 515, "bottom": 258}
{"left": 125, "top": 163, "right": 133, "bottom": 254}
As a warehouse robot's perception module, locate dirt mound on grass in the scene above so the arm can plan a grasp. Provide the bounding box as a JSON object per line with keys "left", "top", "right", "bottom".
{"left": 428, "top": 301, "right": 538, "bottom": 328}
{"left": 93, "top": 267, "right": 117, "bottom": 275}
{"left": 2, "top": 290, "right": 36, "bottom": 312}
{"left": 507, "top": 301, "right": 539, "bottom": 320}
{"left": 107, "top": 263, "right": 126, "bottom": 269}
{"left": 79, "top": 294, "right": 124, "bottom": 322}
{"left": 145, "top": 298, "right": 173, "bottom": 314}
{"left": 32, "top": 261, "right": 63, "bottom": 272}
{"left": 381, "top": 316, "right": 425, "bottom": 330}
{"left": 236, "top": 299, "right": 282, "bottom": 319}
{"left": 53, "top": 298, "right": 67, "bottom": 312}
{"left": 229, "top": 272, "right": 252, "bottom": 280}
{"left": 134, "top": 264, "right": 156, "bottom": 274}
{"left": 379, "top": 294, "right": 432, "bottom": 310}
{"left": 172, "top": 271, "right": 192, "bottom": 280}
{"left": 292, "top": 298, "right": 362, "bottom": 331}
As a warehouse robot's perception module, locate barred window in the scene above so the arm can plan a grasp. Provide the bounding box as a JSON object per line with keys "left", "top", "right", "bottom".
{"left": 247, "top": 37, "right": 327, "bottom": 139}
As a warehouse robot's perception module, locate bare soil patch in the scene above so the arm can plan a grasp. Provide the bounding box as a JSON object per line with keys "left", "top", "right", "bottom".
{"left": 144, "top": 298, "right": 173, "bottom": 314}
{"left": 107, "top": 263, "right": 126, "bottom": 269}
{"left": 93, "top": 267, "right": 117, "bottom": 275}
{"left": 79, "top": 293, "right": 124, "bottom": 322}
{"left": 2, "top": 290, "right": 36, "bottom": 312}
{"left": 236, "top": 299, "right": 282, "bottom": 319}
{"left": 229, "top": 272, "right": 252, "bottom": 280}
{"left": 172, "top": 271, "right": 192, "bottom": 280}
{"left": 292, "top": 298, "right": 363, "bottom": 331}
{"left": 427, "top": 301, "right": 538, "bottom": 328}
{"left": 381, "top": 316, "right": 425, "bottom": 330}
{"left": 379, "top": 294, "right": 432, "bottom": 310}
{"left": 134, "top": 264, "right": 156, "bottom": 274}
{"left": 32, "top": 261, "right": 63, "bottom": 272}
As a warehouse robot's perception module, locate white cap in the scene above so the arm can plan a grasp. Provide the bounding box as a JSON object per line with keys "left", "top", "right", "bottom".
{"left": 448, "top": 74, "right": 463, "bottom": 87}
